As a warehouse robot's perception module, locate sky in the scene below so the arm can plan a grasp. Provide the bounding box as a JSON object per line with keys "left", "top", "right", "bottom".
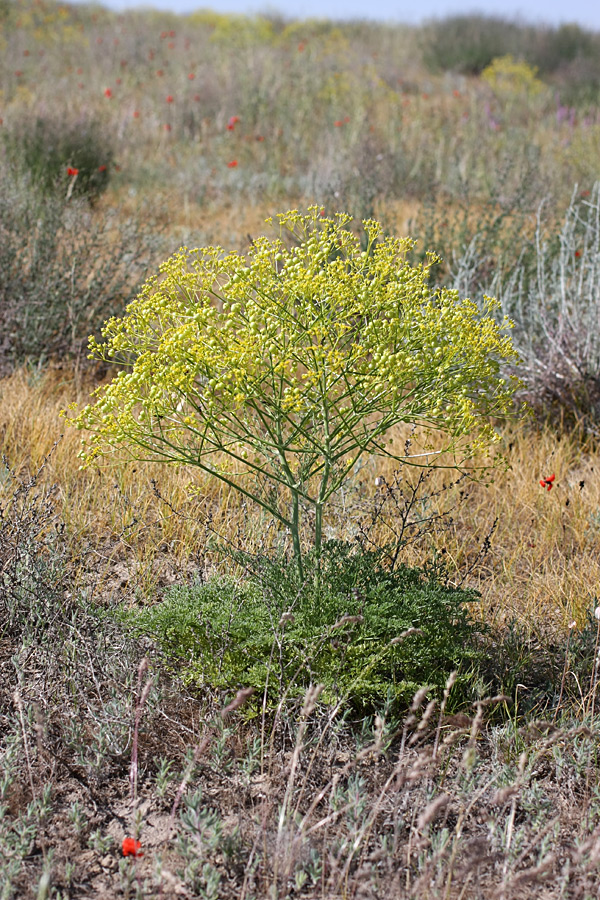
{"left": 75, "top": 0, "right": 600, "bottom": 30}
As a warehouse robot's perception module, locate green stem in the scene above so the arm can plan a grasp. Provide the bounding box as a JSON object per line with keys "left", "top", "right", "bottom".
{"left": 291, "top": 489, "right": 303, "bottom": 580}
{"left": 269, "top": 382, "right": 305, "bottom": 578}
{"left": 121, "top": 428, "right": 295, "bottom": 532}
{"left": 314, "top": 500, "right": 323, "bottom": 591}
{"left": 314, "top": 370, "right": 332, "bottom": 589}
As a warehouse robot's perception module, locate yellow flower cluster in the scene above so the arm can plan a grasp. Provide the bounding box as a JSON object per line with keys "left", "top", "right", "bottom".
{"left": 482, "top": 55, "right": 544, "bottom": 100}
{"left": 68, "top": 208, "right": 520, "bottom": 562}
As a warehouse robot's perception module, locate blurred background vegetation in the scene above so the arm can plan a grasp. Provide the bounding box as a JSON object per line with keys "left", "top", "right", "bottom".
{"left": 1, "top": 0, "right": 600, "bottom": 429}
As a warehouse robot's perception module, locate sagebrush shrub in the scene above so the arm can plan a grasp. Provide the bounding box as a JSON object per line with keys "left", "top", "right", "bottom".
{"left": 4, "top": 114, "right": 113, "bottom": 202}
{"left": 0, "top": 163, "right": 164, "bottom": 370}
{"left": 490, "top": 184, "right": 600, "bottom": 430}
{"left": 417, "top": 180, "right": 600, "bottom": 430}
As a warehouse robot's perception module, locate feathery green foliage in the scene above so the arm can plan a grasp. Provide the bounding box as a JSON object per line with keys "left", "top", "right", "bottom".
{"left": 125, "top": 542, "right": 485, "bottom": 712}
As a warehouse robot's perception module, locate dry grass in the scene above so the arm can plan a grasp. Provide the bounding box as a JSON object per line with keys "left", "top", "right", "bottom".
{"left": 2, "top": 479, "right": 600, "bottom": 900}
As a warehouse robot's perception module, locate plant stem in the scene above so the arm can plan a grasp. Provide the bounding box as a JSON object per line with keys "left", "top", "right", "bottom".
{"left": 291, "top": 488, "right": 303, "bottom": 580}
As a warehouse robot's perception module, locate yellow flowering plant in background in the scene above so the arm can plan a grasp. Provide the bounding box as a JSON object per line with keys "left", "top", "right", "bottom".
{"left": 482, "top": 55, "right": 545, "bottom": 101}
{"left": 68, "top": 208, "right": 520, "bottom": 576}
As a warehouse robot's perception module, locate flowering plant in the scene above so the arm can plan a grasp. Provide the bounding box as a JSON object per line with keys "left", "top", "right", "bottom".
{"left": 122, "top": 837, "right": 143, "bottom": 857}
{"left": 69, "top": 209, "right": 520, "bottom": 575}
{"left": 539, "top": 473, "right": 556, "bottom": 491}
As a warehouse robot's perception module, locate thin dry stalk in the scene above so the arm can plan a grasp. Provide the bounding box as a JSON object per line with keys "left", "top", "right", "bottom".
{"left": 129, "top": 658, "right": 154, "bottom": 831}
{"left": 13, "top": 688, "right": 36, "bottom": 805}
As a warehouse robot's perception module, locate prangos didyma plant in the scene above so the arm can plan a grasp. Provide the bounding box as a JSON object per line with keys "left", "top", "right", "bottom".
{"left": 67, "top": 208, "right": 520, "bottom": 576}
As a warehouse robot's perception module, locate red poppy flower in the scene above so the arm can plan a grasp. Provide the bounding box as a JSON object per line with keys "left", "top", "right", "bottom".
{"left": 539, "top": 474, "right": 556, "bottom": 491}
{"left": 334, "top": 120, "right": 343, "bottom": 127}
{"left": 164, "top": 123, "right": 172, "bottom": 132}
{"left": 77, "top": 67, "right": 83, "bottom": 74}
{"left": 166, "top": 95, "right": 173, "bottom": 103}
{"left": 156, "top": 70, "right": 163, "bottom": 77}
{"left": 227, "top": 123, "right": 235, "bottom": 131}
{"left": 193, "top": 94, "right": 200, "bottom": 102}
{"left": 453, "top": 89, "right": 461, "bottom": 98}
{"left": 133, "top": 110, "right": 140, "bottom": 118}
{"left": 168, "top": 42, "right": 175, "bottom": 49}
{"left": 298, "top": 42, "right": 305, "bottom": 52}
{"left": 98, "top": 165, "right": 107, "bottom": 172}
{"left": 169, "top": 29, "right": 175, "bottom": 37}
{"left": 344, "top": 116, "right": 350, "bottom": 123}
{"left": 227, "top": 160, "right": 238, "bottom": 168}
{"left": 67, "top": 166, "right": 79, "bottom": 176}
{"left": 122, "top": 837, "right": 143, "bottom": 857}
{"left": 188, "top": 72, "right": 195, "bottom": 79}
{"left": 575, "top": 250, "right": 581, "bottom": 258}
{"left": 104, "top": 88, "right": 112, "bottom": 98}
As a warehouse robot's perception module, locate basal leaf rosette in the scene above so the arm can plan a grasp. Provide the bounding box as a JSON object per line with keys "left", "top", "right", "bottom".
{"left": 68, "top": 208, "right": 520, "bottom": 571}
